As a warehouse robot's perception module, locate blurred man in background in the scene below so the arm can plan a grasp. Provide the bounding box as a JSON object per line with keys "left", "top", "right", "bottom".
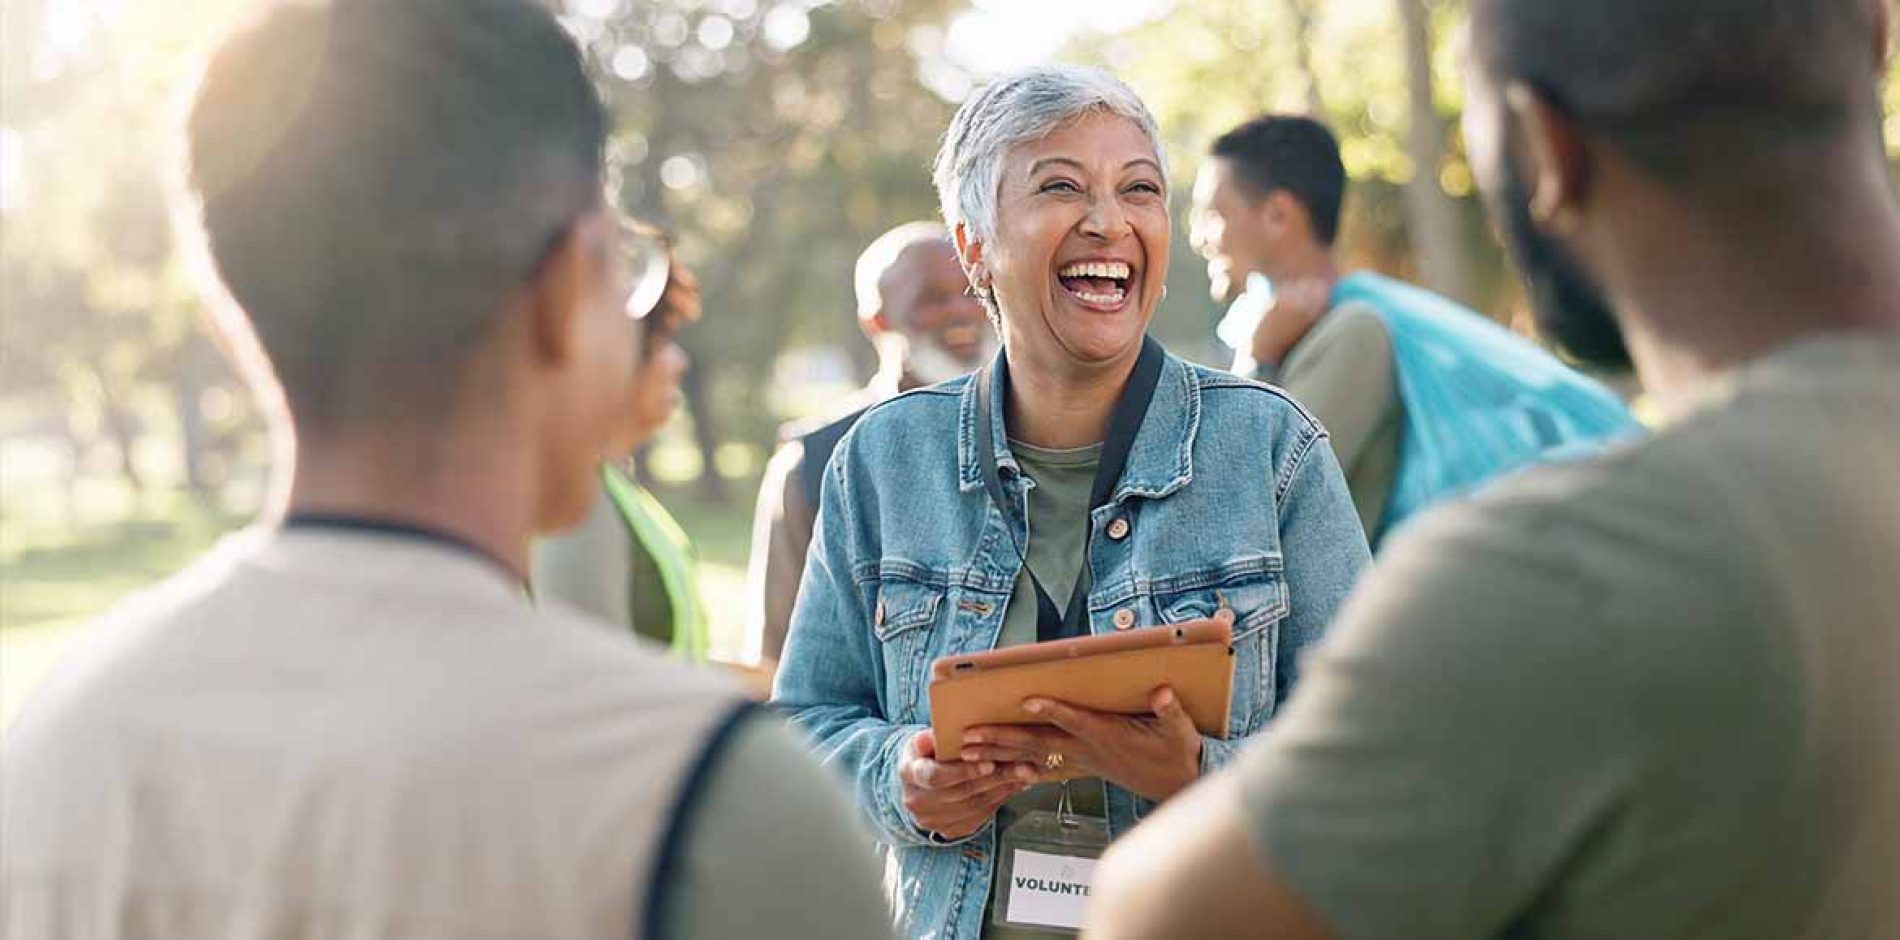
{"left": 741, "top": 221, "right": 991, "bottom": 676}
{"left": 1095, "top": 0, "right": 1900, "bottom": 936}
{"left": 1193, "top": 115, "right": 1635, "bottom": 546}
{"left": 0, "top": 2, "right": 890, "bottom": 938}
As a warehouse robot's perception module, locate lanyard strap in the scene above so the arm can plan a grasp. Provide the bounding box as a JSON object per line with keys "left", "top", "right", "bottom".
{"left": 975, "top": 336, "right": 1165, "bottom": 642}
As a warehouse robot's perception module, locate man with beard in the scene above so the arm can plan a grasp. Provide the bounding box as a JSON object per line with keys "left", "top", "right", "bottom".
{"left": 1090, "top": 0, "right": 1900, "bottom": 936}
{"left": 1192, "top": 115, "right": 1635, "bottom": 546}
{"left": 741, "top": 222, "right": 993, "bottom": 678}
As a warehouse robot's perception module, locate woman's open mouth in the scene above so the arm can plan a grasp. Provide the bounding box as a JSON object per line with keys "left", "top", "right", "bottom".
{"left": 1057, "top": 261, "right": 1135, "bottom": 312}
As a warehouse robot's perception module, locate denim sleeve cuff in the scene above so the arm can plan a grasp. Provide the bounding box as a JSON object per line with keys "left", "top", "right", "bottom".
{"left": 1200, "top": 734, "right": 1243, "bottom": 775}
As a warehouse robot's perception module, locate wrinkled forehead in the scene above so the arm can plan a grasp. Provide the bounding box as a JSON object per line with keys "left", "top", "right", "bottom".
{"left": 1001, "top": 110, "right": 1166, "bottom": 183}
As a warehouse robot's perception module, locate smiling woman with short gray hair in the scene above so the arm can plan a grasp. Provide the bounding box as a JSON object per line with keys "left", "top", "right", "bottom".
{"left": 773, "top": 64, "right": 1371, "bottom": 940}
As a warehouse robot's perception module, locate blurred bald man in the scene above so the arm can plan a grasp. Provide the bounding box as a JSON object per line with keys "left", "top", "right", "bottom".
{"left": 1090, "top": 0, "right": 1900, "bottom": 937}
{"left": 742, "top": 223, "right": 993, "bottom": 676}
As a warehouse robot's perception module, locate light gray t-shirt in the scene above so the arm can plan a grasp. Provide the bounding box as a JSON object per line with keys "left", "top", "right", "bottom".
{"left": 1239, "top": 334, "right": 1900, "bottom": 939}
{"left": 2, "top": 528, "right": 892, "bottom": 940}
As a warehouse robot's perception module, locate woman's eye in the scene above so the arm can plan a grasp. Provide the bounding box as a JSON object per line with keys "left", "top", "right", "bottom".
{"left": 1040, "top": 180, "right": 1082, "bottom": 195}
{"left": 1126, "top": 182, "right": 1162, "bottom": 196}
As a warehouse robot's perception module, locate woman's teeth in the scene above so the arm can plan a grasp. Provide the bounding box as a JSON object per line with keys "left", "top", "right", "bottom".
{"left": 1059, "top": 262, "right": 1131, "bottom": 280}
{"left": 1057, "top": 261, "right": 1133, "bottom": 307}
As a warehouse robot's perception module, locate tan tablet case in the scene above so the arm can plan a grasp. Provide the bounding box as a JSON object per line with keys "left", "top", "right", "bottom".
{"left": 927, "top": 618, "right": 1235, "bottom": 754}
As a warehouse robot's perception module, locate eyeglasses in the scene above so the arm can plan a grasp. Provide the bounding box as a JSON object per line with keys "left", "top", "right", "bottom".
{"left": 527, "top": 207, "right": 673, "bottom": 322}
{"left": 618, "top": 216, "right": 672, "bottom": 323}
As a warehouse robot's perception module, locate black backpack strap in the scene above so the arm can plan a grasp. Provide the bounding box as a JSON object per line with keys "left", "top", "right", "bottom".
{"left": 641, "top": 700, "right": 760, "bottom": 939}
{"left": 795, "top": 406, "right": 871, "bottom": 514}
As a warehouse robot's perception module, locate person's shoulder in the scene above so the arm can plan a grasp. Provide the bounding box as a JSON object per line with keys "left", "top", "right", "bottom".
{"left": 0, "top": 531, "right": 289, "bottom": 751}
{"left": 837, "top": 372, "right": 972, "bottom": 445}
{"left": 1382, "top": 422, "right": 1759, "bottom": 619}
{"left": 1289, "top": 299, "right": 1393, "bottom": 371}
{"left": 529, "top": 598, "right": 739, "bottom": 697}
{"left": 1187, "top": 358, "right": 1328, "bottom": 440}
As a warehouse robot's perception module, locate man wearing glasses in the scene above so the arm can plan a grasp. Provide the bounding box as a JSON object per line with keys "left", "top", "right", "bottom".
{"left": 0, "top": 2, "right": 890, "bottom": 938}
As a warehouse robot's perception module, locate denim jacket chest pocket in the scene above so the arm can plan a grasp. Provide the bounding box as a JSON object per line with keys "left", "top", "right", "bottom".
{"left": 872, "top": 575, "right": 944, "bottom": 723}
{"left": 1143, "top": 556, "right": 1289, "bottom": 737}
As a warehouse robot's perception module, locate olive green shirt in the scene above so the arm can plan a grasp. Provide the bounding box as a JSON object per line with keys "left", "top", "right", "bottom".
{"left": 1268, "top": 301, "right": 1402, "bottom": 540}
{"left": 986, "top": 440, "right": 1107, "bottom": 939}
{"left": 1239, "top": 334, "right": 1900, "bottom": 939}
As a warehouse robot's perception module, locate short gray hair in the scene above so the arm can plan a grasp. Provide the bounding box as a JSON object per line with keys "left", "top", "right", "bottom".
{"left": 854, "top": 221, "right": 951, "bottom": 320}
{"left": 932, "top": 65, "right": 1166, "bottom": 248}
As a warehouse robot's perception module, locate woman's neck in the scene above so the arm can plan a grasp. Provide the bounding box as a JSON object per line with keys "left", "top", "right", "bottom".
{"left": 1003, "top": 346, "right": 1138, "bottom": 450}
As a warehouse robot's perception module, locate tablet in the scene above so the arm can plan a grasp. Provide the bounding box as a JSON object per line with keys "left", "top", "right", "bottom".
{"left": 927, "top": 617, "right": 1235, "bottom": 755}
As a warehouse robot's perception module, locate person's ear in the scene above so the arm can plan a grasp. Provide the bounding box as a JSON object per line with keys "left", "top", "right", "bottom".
{"left": 1504, "top": 82, "right": 1591, "bottom": 234}
{"left": 525, "top": 221, "right": 593, "bottom": 367}
{"left": 1264, "top": 190, "right": 1309, "bottom": 242}
{"left": 954, "top": 221, "right": 989, "bottom": 291}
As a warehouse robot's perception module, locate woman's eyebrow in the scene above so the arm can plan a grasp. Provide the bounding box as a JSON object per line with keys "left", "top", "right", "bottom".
{"left": 1124, "top": 157, "right": 1164, "bottom": 176}
{"left": 1025, "top": 156, "right": 1165, "bottom": 177}
{"left": 1026, "top": 156, "right": 1087, "bottom": 176}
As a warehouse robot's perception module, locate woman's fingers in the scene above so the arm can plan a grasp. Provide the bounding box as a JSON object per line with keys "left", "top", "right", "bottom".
{"left": 957, "top": 743, "right": 1044, "bottom": 764}
{"left": 904, "top": 755, "right": 993, "bottom": 791}
{"left": 1149, "top": 686, "right": 1199, "bottom": 737}
{"left": 935, "top": 766, "right": 1034, "bottom": 804}
{"left": 1023, "top": 697, "right": 1120, "bottom": 742}
{"left": 916, "top": 777, "right": 1029, "bottom": 838}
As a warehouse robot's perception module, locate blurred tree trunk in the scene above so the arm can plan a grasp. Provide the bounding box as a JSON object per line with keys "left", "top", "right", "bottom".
{"left": 98, "top": 390, "right": 144, "bottom": 496}
{"left": 173, "top": 333, "right": 215, "bottom": 505}
{"left": 679, "top": 351, "right": 726, "bottom": 503}
{"left": 1397, "top": 0, "right": 1473, "bottom": 302}
{"left": 1286, "top": 0, "right": 1326, "bottom": 116}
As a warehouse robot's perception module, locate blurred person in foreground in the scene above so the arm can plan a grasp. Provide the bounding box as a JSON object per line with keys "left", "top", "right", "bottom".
{"left": 773, "top": 64, "right": 1368, "bottom": 940}
{"left": 535, "top": 230, "right": 716, "bottom": 665}
{"left": 0, "top": 2, "right": 891, "bottom": 938}
{"left": 1192, "top": 115, "right": 1638, "bottom": 548}
{"left": 741, "top": 221, "right": 993, "bottom": 679}
{"left": 1092, "top": 0, "right": 1900, "bottom": 937}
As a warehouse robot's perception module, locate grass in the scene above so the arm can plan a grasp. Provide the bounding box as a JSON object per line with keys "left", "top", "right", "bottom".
{"left": 0, "top": 475, "right": 763, "bottom": 731}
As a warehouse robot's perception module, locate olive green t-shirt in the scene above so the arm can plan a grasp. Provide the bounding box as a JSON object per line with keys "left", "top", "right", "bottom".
{"left": 1238, "top": 334, "right": 1900, "bottom": 940}
{"left": 1271, "top": 300, "right": 1402, "bottom": 541}
{"left": 986, "top": 440, "right": 1108, "bottom": 939}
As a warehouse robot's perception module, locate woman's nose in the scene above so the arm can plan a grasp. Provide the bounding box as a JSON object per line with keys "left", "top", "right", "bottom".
{"left": 1079, "top": 191, "right": 1133, "bottom": 240}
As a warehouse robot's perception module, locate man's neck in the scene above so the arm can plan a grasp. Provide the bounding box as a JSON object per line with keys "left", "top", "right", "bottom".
{"left": 1609, "top": 157, "right": 1900, "bottom": 402}
{"left": 280, "top": 421, "right": 538, "bottom": 582}
{"left": 1260, "top": 245, "right": 1340, "bottom": 293}
{"left": 1002, "top": 346, "right": 1138, "bottom": 450}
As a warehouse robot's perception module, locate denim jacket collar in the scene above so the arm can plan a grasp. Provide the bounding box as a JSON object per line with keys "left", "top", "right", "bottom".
{"left": 956, "top": 341, "right": 1199, "bottom": 503}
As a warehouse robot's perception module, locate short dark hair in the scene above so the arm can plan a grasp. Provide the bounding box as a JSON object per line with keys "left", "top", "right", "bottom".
{"left": 183, "top": 0, "right": 608, "bottom": 429}
{"left": 1470, "top": 0, "right": 1883, "bottom": 181}
{"left": 1210, "top": 115, "right": 1347, "bottom": 246}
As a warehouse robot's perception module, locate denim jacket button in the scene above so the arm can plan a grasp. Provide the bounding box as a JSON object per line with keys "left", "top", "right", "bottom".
{"left": 1106, "top": 518, "right": 1131, "bottom": 541}
{"left": 1112, "top": 608, "right": 1136, "bottom": 630}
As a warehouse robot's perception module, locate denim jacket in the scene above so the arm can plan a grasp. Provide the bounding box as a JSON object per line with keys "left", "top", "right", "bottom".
{"left": 774, "top": 345, "right": 1370, "bottom": 940}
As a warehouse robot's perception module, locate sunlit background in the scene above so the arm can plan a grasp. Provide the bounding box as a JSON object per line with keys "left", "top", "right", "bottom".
{"left": 4, "top": 0, "right": 1899, "bottom": 727}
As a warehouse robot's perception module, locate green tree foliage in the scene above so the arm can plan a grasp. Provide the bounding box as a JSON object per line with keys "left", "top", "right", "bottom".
{"left": 2, "top": 0, "right": 263, "bottom": 502}
{"left": 572, "top": 0, "right": 964, "bottom": 481}
{"left": 4, "top": 0, "right": 1899, "bottom": 504}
